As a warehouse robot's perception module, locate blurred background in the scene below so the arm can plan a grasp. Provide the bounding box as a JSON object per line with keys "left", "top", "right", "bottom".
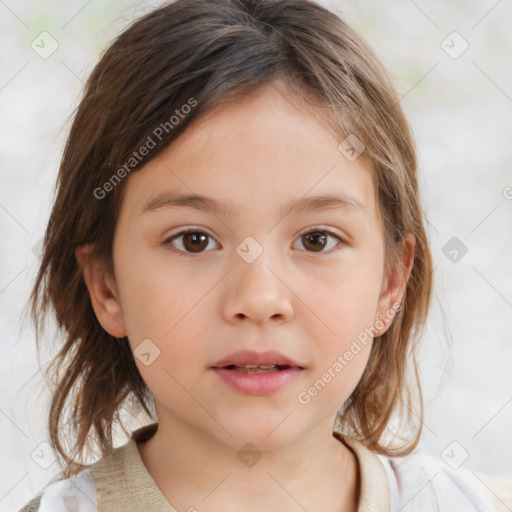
{"left": 1, "top": 0, "right": 511, "bottom": 510}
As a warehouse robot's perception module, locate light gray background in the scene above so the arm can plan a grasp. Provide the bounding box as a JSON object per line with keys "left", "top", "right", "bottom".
{"left": 1, "top": 0, "right": 511, "bottom": 510}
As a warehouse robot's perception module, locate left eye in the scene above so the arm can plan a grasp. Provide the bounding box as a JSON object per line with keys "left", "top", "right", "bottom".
{"left": 163, "top": 229, "right": 343, "bottom": 255}
{"left": 292, "top": 230, "right": 343, "bottom": 253}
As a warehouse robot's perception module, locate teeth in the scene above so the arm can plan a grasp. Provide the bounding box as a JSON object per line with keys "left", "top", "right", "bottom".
{"left": 230, "top": 364, "right": 282, "bottom": 373}
{"left": 235, "top": 367, "right": 279, "bottom": 373}
{"left": 219, "top": 364, "right": 294, "bottom": 373}
{"left": 234, "top": 364, "right": 277, "bottom": 369}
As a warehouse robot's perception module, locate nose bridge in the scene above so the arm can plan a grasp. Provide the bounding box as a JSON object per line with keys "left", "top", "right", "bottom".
{"left": 223, "top": 234, "right": 294, "bottom": 324}
{"left": 236, "top": 235, "right": 282, "bottom": 295}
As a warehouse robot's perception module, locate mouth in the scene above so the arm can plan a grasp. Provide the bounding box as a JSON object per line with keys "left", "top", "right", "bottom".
{"left": 215, "top": 364, "right": 299, "bottom": 373}
{"left": 209, "top": 349, "right": 306, "bottom": 395}
{"left": 210, "top": 349, "right": 305, "bottom": 370}
{"left": 210, "top": 365, "right": 304, "bottom": 395}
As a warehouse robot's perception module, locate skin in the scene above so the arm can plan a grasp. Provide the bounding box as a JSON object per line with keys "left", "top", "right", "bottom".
{"left": 76, "top": 81, "right": 414, "bottom": 512}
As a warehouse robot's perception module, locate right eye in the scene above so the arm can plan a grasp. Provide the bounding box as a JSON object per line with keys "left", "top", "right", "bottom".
{"left": 163, "top": 229, "right": 220, "bottom": 256}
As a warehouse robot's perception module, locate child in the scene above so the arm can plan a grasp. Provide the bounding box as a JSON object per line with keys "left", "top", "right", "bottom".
{"left": 19, "top": 0, "right": 510, "bottom": 510}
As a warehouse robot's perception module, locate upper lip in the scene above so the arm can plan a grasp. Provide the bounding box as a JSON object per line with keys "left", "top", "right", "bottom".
{"left": 211, "top": 349, "right": 305, "bottom": 369}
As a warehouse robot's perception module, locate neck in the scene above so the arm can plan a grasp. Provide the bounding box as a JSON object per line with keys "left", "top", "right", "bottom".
{"left": 137, "top": 415, "right": 360, "bottom": 512}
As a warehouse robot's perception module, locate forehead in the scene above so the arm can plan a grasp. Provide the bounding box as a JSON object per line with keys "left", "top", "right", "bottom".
{"left": 119, "top": 83, "right": 378, "bottom": 223}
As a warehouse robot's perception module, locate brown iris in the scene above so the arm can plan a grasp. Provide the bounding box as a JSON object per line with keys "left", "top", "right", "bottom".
{"left": 302, "top": 231, "right": 328, "bottom": 252}
{"left": 182, "top": 232, "right": 209, "bottom": 252}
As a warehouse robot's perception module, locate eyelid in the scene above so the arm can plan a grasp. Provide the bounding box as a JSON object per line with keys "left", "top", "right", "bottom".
{"left": 164, "top": 225, "right": 347, "bottom": 241}
{"left": 164, "top": 225, "right": 215, "bottom": 239}
{"left": 295, "top": 224, "right": 348, "bottom": 244}
{"left": 297, "top": 225, "right": 346, "bottom": 240}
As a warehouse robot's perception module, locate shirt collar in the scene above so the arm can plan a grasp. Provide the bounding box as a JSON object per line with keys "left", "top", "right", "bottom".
{"left": 110, "top": 422, "right": 391, "bottom": 511}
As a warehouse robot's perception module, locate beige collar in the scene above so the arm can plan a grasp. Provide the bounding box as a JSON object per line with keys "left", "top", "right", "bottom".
{"left": 333, "top": 430, "right": 390, "bottom": 511}
{"left": 89, "top": 423, "right": 390, "bottom": 511}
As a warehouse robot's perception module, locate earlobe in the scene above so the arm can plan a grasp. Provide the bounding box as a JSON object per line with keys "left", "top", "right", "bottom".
{"left": 374, "top": 234, "right": 415, "bottom": 336}
{"left": 75, "top": 244, "right": 127, "bottom": 338}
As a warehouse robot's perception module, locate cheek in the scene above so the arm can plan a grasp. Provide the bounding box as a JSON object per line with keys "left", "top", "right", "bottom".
{"left": 114, "top": 240, "right": 199, "bottom": 335}
{"left": 299, "top": 248, "right": 383, "bottom": 392}
{"left": 308, "top": 255, "right": 383, "bottom": 337}
{"left": 114, "top": 250, "right": 217, "bottom": 391}
{"left": 302, "top": 283, "right": 376, "bottom": 408}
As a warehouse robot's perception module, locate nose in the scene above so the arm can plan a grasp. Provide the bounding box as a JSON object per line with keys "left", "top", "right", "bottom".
{"left": 222, "top": 252, "right": 294, "bottom": 326}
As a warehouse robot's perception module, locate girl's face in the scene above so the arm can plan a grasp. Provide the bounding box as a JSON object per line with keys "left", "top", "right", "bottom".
{"left": 80, "top": 82, "right": 412, "bottom": 450}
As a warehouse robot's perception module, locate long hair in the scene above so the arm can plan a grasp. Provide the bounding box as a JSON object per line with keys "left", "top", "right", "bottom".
{"left": 26, "top": 0, "right": 432, "bottom": 478}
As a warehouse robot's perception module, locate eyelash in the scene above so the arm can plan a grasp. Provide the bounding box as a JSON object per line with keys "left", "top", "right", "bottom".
{"left": 163, "top": 227, "right": 345, "bottom": 257}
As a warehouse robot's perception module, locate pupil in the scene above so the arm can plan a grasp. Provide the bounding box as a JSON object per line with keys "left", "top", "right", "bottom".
{"left": 304, "top": 232, "right": 327, "bottom": 252}
{"left": 184, "top": 232, "right": 208, "bottom": 252}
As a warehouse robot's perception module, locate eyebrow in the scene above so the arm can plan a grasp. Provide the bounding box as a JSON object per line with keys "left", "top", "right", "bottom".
{"left": 140, "top": 191, "right": 366, "bottom": 218}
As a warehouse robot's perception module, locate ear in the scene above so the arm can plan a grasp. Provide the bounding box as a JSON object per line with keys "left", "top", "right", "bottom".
{"left": 374, "top": 234, "right": 415, "bottom": 337}
{"left": 75, "top": 244, "right": 127, "bottom": 338}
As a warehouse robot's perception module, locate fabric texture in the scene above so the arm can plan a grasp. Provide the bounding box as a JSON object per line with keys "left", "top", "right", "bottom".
{"left": 18, "top": 422, "right": 507, "bottom": 511}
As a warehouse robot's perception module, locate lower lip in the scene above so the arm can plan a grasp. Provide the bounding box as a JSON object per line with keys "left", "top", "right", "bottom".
{"left": 211, "top": 367, "right": 304, "bottom": 396}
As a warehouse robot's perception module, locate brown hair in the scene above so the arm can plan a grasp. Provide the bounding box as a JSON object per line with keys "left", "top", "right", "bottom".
{"left": 25, "top": 0, "right": 432, "bottom": 478}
